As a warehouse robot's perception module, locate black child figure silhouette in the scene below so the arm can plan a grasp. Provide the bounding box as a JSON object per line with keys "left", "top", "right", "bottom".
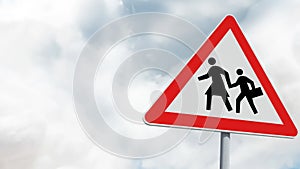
{"left": 197, "top": 58, "right": 233, "bottom": 111}
{"left": 230, "top": 69, "right": 258, "bottom": 114}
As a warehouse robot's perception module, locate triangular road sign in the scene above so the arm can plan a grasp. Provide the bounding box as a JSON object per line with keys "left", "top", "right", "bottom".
{"left": 144, "top": 15, "right": 297, "bottom": 137}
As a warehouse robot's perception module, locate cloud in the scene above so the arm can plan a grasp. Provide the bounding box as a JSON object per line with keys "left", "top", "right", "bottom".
{"left": 78, "top": 0, "right": 125, "bottom": 37}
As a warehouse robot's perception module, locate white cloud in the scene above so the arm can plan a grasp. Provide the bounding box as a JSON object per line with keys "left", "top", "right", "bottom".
{"left": 0, "top": 0, "right": 135, "bottom": 168}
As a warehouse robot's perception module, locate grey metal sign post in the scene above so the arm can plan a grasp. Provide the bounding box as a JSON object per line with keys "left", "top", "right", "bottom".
{"left": 220, "top": 132, "right": 230, "bottom": 169}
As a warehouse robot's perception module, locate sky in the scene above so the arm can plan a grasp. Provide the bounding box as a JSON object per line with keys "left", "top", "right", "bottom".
{"left": 1, "top": 0, "right": 300, "bottom": 169}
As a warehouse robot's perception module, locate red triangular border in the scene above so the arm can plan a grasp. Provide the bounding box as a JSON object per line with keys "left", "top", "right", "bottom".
{"left": 144, "top": 15, "right": 297, "bottom": 137}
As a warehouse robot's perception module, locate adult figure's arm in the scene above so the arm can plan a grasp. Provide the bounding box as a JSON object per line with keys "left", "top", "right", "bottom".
{"left": 224, "top": 71, "right": 233, "bottom": 88}
{"left": 219, "top": 67, "right": 233, "bottom": 88}
{"left": 197, "top": 73, "right": 209, "bottom": 81}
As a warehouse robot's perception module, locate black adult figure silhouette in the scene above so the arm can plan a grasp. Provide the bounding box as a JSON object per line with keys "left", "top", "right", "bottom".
{"left": 230, "top": 69, "right": 262, "bottom": 114}
{"left": 197, "top": 58, "right": 233, "bottom": 111}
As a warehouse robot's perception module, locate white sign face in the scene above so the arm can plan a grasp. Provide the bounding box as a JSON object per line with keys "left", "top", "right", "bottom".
{"left": 144, "top": 15, "right": 297, "bottom": 138}
{"left": 167, "top": 30, "right": 282, "bottom": 124}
